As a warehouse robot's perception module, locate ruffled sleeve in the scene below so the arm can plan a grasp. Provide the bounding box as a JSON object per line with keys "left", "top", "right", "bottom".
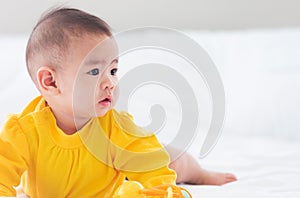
{"left": 0, "top": 115, "right": 29, "bottom": 196}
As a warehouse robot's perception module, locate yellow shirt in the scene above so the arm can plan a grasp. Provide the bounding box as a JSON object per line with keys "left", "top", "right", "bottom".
{"left": 0, "top": 96, "right": 176, "bottom": 197}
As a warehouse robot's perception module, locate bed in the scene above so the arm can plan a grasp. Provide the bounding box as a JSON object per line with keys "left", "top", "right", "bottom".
{"left": 1, "top": 29, "right": 300, "bottom": 197}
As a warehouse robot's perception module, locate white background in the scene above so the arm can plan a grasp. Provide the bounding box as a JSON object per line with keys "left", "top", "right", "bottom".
{"left": 0, "top": 0, "right": 300, "bottom": 34}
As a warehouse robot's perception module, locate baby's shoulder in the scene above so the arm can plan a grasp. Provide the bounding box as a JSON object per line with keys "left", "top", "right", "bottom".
{"left": 104, "top": 109, "right": 153, "bottom": 138}
{"left": 1, "top": 96, "right": 48, "bottom": 138}
{"left": 0, "top": 113, "right": 31, "bottom": 144}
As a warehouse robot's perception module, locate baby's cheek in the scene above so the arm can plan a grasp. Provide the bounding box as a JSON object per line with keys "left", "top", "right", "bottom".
{"left": 112, "top": 88, "right": 120, "bottom": 106}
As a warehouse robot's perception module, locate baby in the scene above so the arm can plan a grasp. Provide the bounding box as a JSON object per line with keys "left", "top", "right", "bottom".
{"left": 0, "top": 7, "right": 236, "bottom": 197}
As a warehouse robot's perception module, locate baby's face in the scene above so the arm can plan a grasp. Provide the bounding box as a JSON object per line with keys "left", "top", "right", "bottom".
{"left": 56, "top": 34, "right": 119, "bottom": 120}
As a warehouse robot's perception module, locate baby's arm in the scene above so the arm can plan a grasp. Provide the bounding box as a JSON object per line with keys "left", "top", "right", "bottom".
{"left": 0, "top": 139, "right": 27, "bottom": 196}
{"left": 0, "top": 117, "right": 29, "bottom": 197}
{"left": 111, "top": 111, "right": 192, "bottom": 196}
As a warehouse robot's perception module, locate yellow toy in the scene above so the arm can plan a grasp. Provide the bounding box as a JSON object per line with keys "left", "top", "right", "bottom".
{"left": 113, "top": 181, "right": 192, "bottom": 198}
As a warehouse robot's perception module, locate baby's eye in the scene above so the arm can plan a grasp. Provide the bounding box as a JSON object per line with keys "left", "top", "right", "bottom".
{"left": 111, "top": 68, "right": 118, "bottom": 76}
{"left": 87, "top": 68, "right": 99, "bottom": 76}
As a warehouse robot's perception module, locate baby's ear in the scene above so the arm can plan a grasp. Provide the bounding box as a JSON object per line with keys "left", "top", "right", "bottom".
{"left": 36, "top": 66, "right": 60, "bottom": 95}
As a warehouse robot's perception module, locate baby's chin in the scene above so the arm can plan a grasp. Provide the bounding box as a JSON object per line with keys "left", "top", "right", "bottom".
{"left": 94, "top": 107, "right": 113, "bottom": 117}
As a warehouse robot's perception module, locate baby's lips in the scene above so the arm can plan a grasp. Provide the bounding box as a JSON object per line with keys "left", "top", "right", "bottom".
{"left": 99, "top": 95, "right": 112, "bottom": 103}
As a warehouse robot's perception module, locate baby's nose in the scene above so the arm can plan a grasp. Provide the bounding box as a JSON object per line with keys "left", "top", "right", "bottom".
{"left": 100, "top": 74, "right": 115, "bottom": 91}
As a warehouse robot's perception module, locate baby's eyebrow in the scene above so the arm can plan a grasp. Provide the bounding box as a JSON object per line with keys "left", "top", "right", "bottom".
{"left": 83, "top": 58, "right": 118, "bottom": 67}
{"left": 83, "top": 59, "right": 106, "bottom": 67}
{"left": 111, "top": 58, "right": 119, "bottom": 64}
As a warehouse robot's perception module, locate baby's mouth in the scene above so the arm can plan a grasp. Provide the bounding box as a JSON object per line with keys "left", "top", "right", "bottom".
{"left": 98, "top": 97, "right": 112, "bottom": 106}
{"left": 100, "top": 98, "right": 111, "bottom": 102}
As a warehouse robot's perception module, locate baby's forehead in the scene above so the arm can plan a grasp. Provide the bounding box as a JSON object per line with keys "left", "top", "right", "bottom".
{"left": 80, "top": 36, "right": 119, "bottom": 66}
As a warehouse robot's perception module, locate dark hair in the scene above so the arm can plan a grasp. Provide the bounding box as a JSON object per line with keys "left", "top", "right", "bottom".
{"left": 26, "top": 7, "right": 112, "bottom": 82}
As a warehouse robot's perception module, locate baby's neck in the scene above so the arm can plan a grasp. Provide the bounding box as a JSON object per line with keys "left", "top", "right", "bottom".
{"left": 51, "top": 109, "right": 89, "bottom": 135}
{"left": 56, "top": 119, "right": 78, "bottom": 135}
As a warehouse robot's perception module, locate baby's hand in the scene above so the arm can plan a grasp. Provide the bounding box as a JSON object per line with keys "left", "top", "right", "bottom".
{"left": 113, "top": 181, "right": 192, "bottom": 198}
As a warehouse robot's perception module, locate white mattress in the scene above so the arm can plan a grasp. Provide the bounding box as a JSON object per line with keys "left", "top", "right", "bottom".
{"left": 184, "top": 134, "right": 300, "bottom": 197}
{"left": 1, "top": 29, "right": 300, "bottom": 197}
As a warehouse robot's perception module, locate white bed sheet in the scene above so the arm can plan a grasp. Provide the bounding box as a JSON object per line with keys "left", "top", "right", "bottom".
{"left": 183, "top": 133, "right": 300, "bottom": 197}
